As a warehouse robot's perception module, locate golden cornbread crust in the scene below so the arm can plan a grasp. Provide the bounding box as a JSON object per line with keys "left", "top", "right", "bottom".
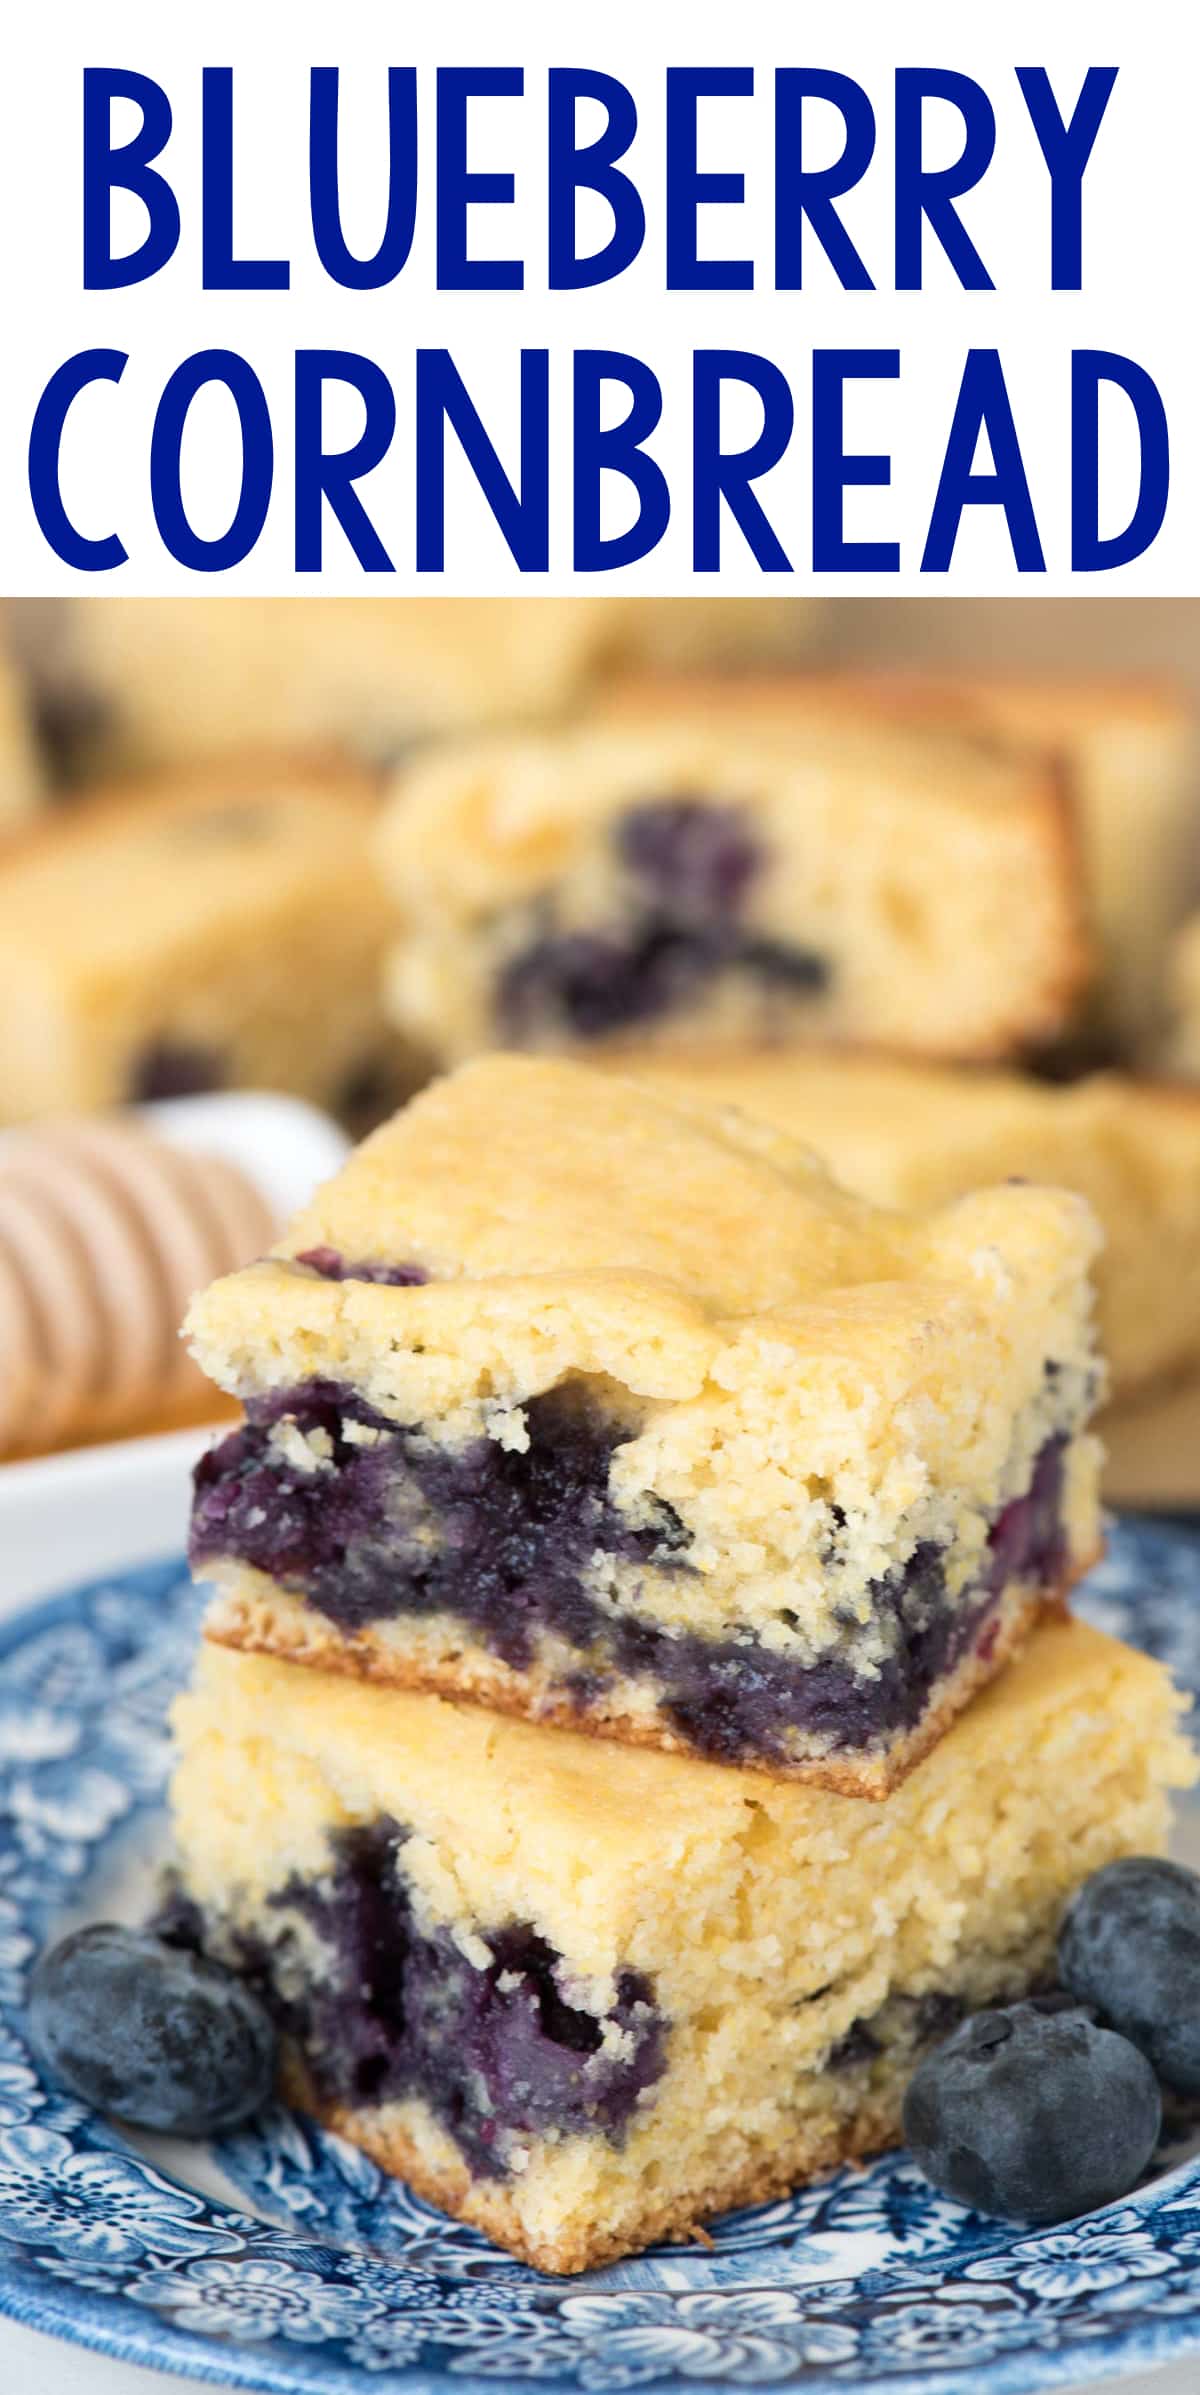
{"left": 286, "top": 2056, "right": 906, "bottom": 2275}
{"left": 203, "top": 1565, "right": 1088, "bottom": 1796}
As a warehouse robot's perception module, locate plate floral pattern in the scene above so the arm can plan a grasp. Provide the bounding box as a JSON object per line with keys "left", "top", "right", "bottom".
{"left": 1, "top": 1523, "right": 1200, "bottom": 2394}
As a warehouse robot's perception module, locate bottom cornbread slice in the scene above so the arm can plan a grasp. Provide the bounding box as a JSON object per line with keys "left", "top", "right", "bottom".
{"left": 170, "top": 1619, "right": 1193, "bottom": 2274}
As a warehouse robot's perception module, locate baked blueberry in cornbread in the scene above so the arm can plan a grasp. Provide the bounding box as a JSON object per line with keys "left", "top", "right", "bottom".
{"left": 375, "top": 706, "right": 1088, "bottom": 1066}
{"left": 0, "top": 761, "right": 403, "bottom": 1122}
{"left": 168, "top": 1618, "right": 1192, "bottom": 2271}
{"left": 186, "top": 1058, "right": 1105, "bottom": 1792}
{"left": 618, "top": 1050, "right": 1200, "bottom": 1405}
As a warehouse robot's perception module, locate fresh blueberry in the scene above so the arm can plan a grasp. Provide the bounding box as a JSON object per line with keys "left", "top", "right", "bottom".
{"left": 29, "top": 1923, "right": 276, "bottom": 2137}
{"left": 1059, "top": 1856, "right": 1200, "bottom": 2092}
{"left": 903, "top": 1999, "right": 1161, "bottom": 2223}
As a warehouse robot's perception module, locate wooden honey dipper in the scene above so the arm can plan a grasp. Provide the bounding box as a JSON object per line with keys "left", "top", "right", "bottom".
{"left": 0, "top": 1116, "right": 276, "bottom": 1457}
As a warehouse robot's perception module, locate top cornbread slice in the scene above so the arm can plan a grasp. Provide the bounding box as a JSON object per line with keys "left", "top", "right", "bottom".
{"left": 376, "top": 705, "right": 1089, "bottom": 1064}
{"left": 186, "top": 1059, "right": 1103, "bottom": 1792}
{"left": 616, "top": 1050, "right": 1200, "bottom": 1402}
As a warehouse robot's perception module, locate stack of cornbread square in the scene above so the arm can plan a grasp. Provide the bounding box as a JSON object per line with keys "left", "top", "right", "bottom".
{"left": 170, "top": 1056, "right": 1191, "bottom": 2271}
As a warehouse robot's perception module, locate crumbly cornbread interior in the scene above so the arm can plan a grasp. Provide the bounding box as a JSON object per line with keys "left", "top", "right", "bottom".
{"left": 171, "top": 1619, "right": 1193, "bottom": 2272}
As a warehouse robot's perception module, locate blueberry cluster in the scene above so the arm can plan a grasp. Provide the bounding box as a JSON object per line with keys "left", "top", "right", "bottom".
{"left": 189, "top": 1378, "right": 1069, "bottom": 1766}
{"left": 905, "top": 1857, "right": 1200, "bottom": 2225}
{"left": 496, "top": 797, "right": 829, "bottom": 1044}
{"left": 29, "top": 1826, "right": 665, "bottom": 2172}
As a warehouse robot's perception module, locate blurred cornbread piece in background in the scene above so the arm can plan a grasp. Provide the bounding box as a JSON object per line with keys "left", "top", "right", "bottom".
{"left": 376, "top": 705, "right": 1089, "bottom": 1067}
{"left": 618, "top": 1050, "right": 1200, "bottom": 1407}
{"left": 1105, "top": 1369, "right": 1200, "bottom": 1509}
{"left": 606, "top": 672, "right": 1198, "bottom": 1052}
{"left": 0, "top": 1115, "right": 274, "bottom": 1457}
{"left": 0, "top": 643, "right": 44, "bottom": 833}
{"left": 3, "top": 598, "right": 820, "bottom": 783}
{"left": 1166, "top": 913, "right": 1200, "bottom": 1081}
{"left": 0, "top": 761, "right": 403, "bottom": 1124}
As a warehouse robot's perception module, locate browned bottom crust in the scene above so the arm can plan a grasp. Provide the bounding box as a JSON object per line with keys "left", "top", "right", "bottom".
{"left": 281, "top": 2054, "right": 908, "bottom": 2276}
{"left": 204, "top": 1545, "right": 1098, "bottom": 1797}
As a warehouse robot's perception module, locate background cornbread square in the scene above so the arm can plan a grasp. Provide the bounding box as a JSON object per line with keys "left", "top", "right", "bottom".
{"left": 0, "top": 760, "right": 400, "bottom": 1121}
{"left": 187, "top": 1057, "right": 1103, "bottom": 1792}
{"left": 374, "top": 708, "right": 1089, "bottom": 1068}
{"left": 170, "top": 1618, "right": 1193, "bottom": 2273}
{"left": 1167, "top": 913, "right": 1200, "bottom": 1083}
{"left": 608, "top": 670, "right": 1197, "bottom": 1052}
{"left": 3, "top": 597, "right": 820, "bottom": 783}
{"left": 0, "top": 643, "right": 43, "bottom": 835}
{"left": 616, "top": 1050, "right": 1200, "bottom": 1406}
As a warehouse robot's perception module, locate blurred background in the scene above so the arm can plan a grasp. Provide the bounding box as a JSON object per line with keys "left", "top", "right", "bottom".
{"left": 1, "top": 591, "right": 1198, "bottom": 1505}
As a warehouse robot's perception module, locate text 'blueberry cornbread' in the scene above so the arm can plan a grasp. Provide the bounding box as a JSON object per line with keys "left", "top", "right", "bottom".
{"left": 168, "top": 1618, "right": 1193, "bottom": 2273}
{"left": 375, "top": 706, "right": 1089, "bottom": 1066}
{"left": 185, "top": 1057, "right": 1105, "bottom": 1794}
{"left": 0, "top": 761, "right": 400, "bottom": 1123}
{"left": 616, "top": 1050, "right": 1200, "bottom": 1405}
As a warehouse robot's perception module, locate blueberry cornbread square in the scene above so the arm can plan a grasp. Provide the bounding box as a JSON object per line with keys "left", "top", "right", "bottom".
{"left": 630, "top": 670, "right": 1195, "bottom": 1052}
{"left": 185, "top": 1057, "right": 1104, "bottom": 1792}
{"left": 619, "top": 1050, "right": 1200, "bottom": 1406}
{"left": 375, "top": 706, "right": 1089, "bottom": 1066}
{"left": 6, "top": 598, "right": 818, "bottom": 783}
{"left": 0, "top": 761, "right": 401, "bottom": 1121}
{"left": 168, "top": 1618, "right": 1192, "bottom": 2272}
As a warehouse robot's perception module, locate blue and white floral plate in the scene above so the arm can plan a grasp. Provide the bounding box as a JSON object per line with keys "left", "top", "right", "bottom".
{"left": 3, "top": 1434, "right": 1200, "bottom": 2395}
